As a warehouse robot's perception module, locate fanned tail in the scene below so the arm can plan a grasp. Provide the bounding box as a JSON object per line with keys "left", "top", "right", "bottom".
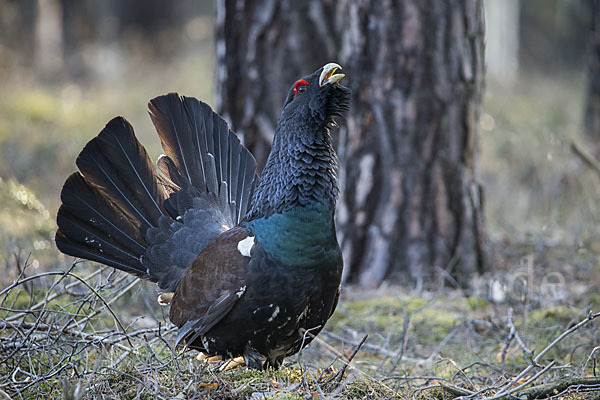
{"left": 56, "top": 94, "right": 258, "bottom": 292}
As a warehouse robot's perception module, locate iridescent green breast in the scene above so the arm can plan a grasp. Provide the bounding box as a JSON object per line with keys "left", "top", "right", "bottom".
{"left": 247, "top": 201, "right": 339, "bottom": 268}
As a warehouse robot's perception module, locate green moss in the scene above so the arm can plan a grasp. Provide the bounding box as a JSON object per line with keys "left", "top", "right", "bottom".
{"left": 411, "top": 304, "right": 460, "bottom": 326}
{"left": 215, "top": 367, "right": 305, "bottom": 398}
{"left": 415, "top": 387, "right": 445, "bottom": 400}
{"left": 329, "top": 296, "right": 460, "bottom": 346}
{"left": 466, "top": 297, "right": 488, "bottom": 309}
{"left": 529, "top": 305, "right": 579, "bottom": 326}
{"left": 330, "top": 296, "right": 430, "bottom": 329}
{"left": 338, "top": 377, "right": 407, "bottom": 399}
{"left": 21, "top": 379, "right": 62, "bottom": 399}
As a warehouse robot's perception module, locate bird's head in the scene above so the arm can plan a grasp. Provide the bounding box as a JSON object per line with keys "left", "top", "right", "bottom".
{"left": 277, "top": 63, "right": 351, "bottom": 134}
{"left": 247, "top": 63, "right": 351, "bottom": 219}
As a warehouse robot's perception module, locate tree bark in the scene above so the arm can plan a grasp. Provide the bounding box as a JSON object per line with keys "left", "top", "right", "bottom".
{"left": 337, "top": 0, "right": 487, "bottom": 286}
{"left": 216, "top": 0, "right": 488, "bottom": 287}
{"left": 585, "top": 0, "right": 600, "bottom": 139}
{"left": 215, "top": 0, "right": 339, "bottom": 171}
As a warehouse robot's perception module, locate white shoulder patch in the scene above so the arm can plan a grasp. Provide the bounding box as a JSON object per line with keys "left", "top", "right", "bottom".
{"left": 237, "top": 236, "right": 255, "bottom": 257}
{"left": 236, "top": 286, "right": 247, "bottom": 298}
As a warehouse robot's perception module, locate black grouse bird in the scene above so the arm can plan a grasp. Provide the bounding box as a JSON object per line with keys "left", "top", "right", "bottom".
{"left": 55, "top": 63, "right": 350, "bottom": 369}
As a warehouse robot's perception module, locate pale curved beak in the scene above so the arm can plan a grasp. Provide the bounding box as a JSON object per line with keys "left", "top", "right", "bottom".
{"left": 319, "top": 63, "right": 345, "bottom": 87}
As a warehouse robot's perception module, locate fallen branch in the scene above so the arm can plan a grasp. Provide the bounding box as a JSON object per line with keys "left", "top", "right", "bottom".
{"left": 440, "top": 383, "right": 475, "bottom": 397}
{"left": 389, "top": 306, "right": 410, "bottom": 372}
{"left": 65, "top": 276, "right": 140, "bottom": 334}
{"left": 517, "top": 377, "right": 600, "bottom": 399}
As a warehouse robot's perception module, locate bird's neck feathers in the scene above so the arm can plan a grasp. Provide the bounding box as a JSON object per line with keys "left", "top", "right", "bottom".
{"left": 245, "top": 124, "right": 340, "bottom": 267}
{"left": 248, "top": 123, "right": 339, "bottom": 219}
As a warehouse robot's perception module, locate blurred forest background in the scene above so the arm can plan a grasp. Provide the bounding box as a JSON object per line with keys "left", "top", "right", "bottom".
{"left": 2, "top": 1, "right": 600, "bottom": 398}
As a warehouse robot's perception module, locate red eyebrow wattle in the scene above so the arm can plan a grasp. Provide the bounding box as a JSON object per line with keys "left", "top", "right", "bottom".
{"left": 293, "top": 79, "right": 309, "bottom": 98}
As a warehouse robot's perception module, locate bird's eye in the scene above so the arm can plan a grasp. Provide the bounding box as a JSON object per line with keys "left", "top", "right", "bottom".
{"left": 293, "top": 79, "right": 309, "bottom": 98}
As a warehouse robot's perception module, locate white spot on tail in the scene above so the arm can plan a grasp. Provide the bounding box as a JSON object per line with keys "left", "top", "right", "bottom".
{"left": 268, "top": 306, "right": 280, "bottom": 322}
{"left": 237, "top": 236, "right": 255, "bottom": 257}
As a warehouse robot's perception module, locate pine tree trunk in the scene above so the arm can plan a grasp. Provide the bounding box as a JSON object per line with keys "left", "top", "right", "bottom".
{"left": 215, "top": 0, "right": 339, "bottom": 171}
{"left": 585, "top": 0, "right": 600, "bottom": 139}
{"left": 337, "top": 0, "right": 487, "bottom": 286}
{"left": 216, "top": 0, "right": 488, "bottom": 287}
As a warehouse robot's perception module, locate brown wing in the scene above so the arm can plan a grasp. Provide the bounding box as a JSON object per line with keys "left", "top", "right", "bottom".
{"left": 170, "top": 226, "right": 252, "bottom": 346}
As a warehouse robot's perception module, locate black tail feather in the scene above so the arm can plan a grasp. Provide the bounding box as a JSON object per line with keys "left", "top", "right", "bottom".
{"left": 150, "top": 95, "right": 209, "bottom": 193}
{"left": 75, "top": 117, "right": 168, "bottom": 231}
{"left": 149, "top": 94, "right": 258, "bottom": 225}
{"left": 56, "top": 205, "right": 145, "bottom": 274}
{"left": 58, "top": 173, "right": 147, "bottom": 255}
{"left": 56, "top": 117, "right": 168, "bottom": 283}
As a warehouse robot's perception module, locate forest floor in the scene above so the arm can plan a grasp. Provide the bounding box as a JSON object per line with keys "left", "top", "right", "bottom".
{"left": 1, "top": 52, "right": 600, "bottom": 398}
{"left": 1, "top": 245, "right": 599, "bottom": 399}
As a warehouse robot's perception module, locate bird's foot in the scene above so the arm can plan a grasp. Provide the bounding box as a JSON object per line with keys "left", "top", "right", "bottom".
{"left": 157, "top": 292, "right": 174, "bottom": 305}
{"left": 218, "top": 356, "right": 246, "bottom": 371}
{"left": 196, "top": 353, "right": 223, "bottom": 362}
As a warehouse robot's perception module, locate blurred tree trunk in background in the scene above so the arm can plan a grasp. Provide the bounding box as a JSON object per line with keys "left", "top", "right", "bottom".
{"left": 36, "top": 0, "right": 64, "bottom": 78}
{"left": 216, "top": 0, "right": 488, "bottom": 287}
{"left": 0, "top": 0, "right": 38, "bottom": 71}
{"left": 215, "top": 0, "right": 339, "bottom": 171}
{"left": 484, "top": 0, "right": 520, "bottom": 85}
{"left": 336, "top": 0, "right": 487, "bottom": 287}
{"left": 60, "top": 0, "right": 94, "bottom": 80}
{"left": 585, "top": 0, "right": 600, "bottom": 139}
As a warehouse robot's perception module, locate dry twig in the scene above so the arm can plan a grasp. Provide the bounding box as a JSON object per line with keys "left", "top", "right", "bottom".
{"left": 0, "top": 263, "right": 178, "bottom": 398}
{"left": 501, "top": 307, "right": 534, "bottom": 366}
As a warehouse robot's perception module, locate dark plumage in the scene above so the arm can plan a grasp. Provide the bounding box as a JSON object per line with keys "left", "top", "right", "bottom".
{"left": 55, "top": 63, "right": 351, "bottom": 369}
